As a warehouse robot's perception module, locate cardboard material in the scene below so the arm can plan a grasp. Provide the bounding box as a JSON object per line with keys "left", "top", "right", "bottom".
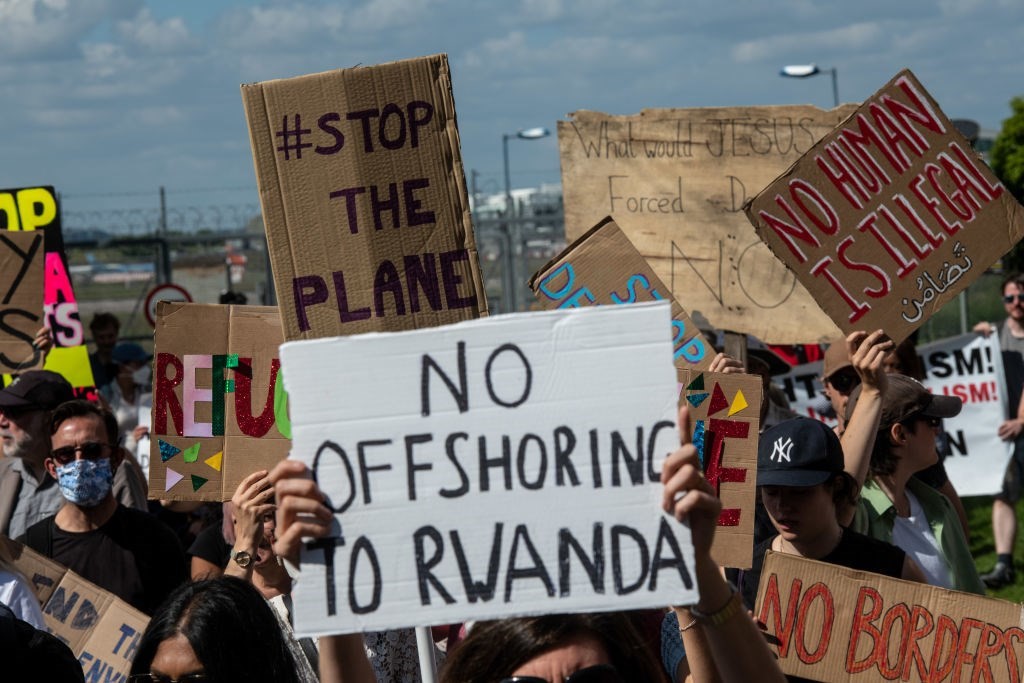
{"left": 559, "top": 105, "right": 858, "bottom": 344}
{"left": 746, "top": 70, "right": 1024, "bottom": 344}
{"left": 0, "top": 230, "right": 45, "bottom": 373}
{"left": 0, "top": 186, "right": 95, "bottom": 392}
{"left": 677, "top": 367, "right": 760, "bottom": 569}
{"left": 3, "top": 536, "right": 149, "bottom": 681}
{"left": 242, "top": 53, "right": 488, "bottom": 341}
{"left": 280, "top": 302, "right": 696, "bottom": 635}
{"left": 529, "top": 216, "right": 714, "bottom": 371}
{"left": 755, "top": 551, "right": 1024, "bottom": 682}
{"left": 150, "top": 301, "right": 291, "bottom": 501}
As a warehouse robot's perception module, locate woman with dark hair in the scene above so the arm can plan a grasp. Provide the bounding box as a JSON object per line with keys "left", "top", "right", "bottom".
{"left": 440, "top": 612, "right": 664, "bottom": 682}
{"left": 128, "top": 577, "right": 302, "bottom": 683}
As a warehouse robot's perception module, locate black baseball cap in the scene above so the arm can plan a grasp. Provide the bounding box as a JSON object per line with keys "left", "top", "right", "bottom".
{"left": 0, "top": 371, "right": 75, "bottom": 412}
{"left": 758, "top": 418, "right": 844, "bottom": 487}
{"left": 846, "top": 374, "right": 961, "bottom": 427}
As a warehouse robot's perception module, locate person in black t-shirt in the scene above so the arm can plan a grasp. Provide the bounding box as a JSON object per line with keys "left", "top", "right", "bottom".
{"left": 19, "top": 400, "right": 186, "bottom": 615}
{"left": 740, "top": 418, "right": 925, "bottom": 611}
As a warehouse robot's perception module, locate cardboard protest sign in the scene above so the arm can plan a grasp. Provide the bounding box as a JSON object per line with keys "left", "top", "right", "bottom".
{"left": 0, "top": 230, "right": 45, "bottom": 372}
{"left": 678, "top": 368, "right": 760, "bottom": 569}
{"left": 559, "top": 105, "right": 858, "bottom": 344}
{"left": 242, "top": 54, "right": 487, "bottom": 342}
{"left": 280, "top": 302, "right": 695, "bottom": 635}
{"left": 755, "top": 551, "right": 1024, "bottom": 682}
{"left": 151, "top": 302, "right": 291, "bottom": 501}
{"left": 0, "top": 185, "right": 95, "bottom": 394}
{"left": 529, "top": 216, "right": 714, "bottom": 371}
{"left": 3, "top": 536, "right": 149, "bottom": 681}
{"left": 778, "top": 334, "right": 1013, "bottom": 496}
{"left": 746, "top": 71, "right": 1024, "bottom": 344}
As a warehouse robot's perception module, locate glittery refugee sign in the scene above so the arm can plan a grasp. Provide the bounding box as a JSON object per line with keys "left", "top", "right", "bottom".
{"left": 744, "top": 70, "right": 1024, "bottom": 345}
{"left": 0, "top": 186, "right": 95, "bottom": 393}
{"left": 241, "top": 53, "right": 487, "bottom": 342}
{"left": 677, "top": 367, "right": 760, "bottom": 569}
{"left": 280, "top": 302, "right": 696, "bottom": 635}
{"left": 755, "top": 552, "right": 1024, "bottom": 682}
{"left": 150, "top": 302, "right": 291, "bottom": 501}
{"left": 529, "top": 216, "right": 714, "bottom": 372}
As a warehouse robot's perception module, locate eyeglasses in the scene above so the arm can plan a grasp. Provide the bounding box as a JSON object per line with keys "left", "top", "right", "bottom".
{"left": 500, "top": 664, "right": 625, "bottom": 683}
{"left": 127, "top": 674, "right": 208, "bottom": 683}
{"left": 826, "top": 371, "right": 861, "bottom": 394}
{"left": 1005, "top": 294, "right": 1024, "bottom": 304}
{"left": 50, "top": 442, "right": 113, "bottom": 466}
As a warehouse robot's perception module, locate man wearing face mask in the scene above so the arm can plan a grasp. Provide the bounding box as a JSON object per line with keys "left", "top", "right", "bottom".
{"left": 18, "top": 400, "right": 186, "bottom": 615}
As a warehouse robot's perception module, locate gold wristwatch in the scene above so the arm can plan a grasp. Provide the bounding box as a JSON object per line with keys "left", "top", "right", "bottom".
{"left": 230, "top": 548, "right": 253, "bottom": 568}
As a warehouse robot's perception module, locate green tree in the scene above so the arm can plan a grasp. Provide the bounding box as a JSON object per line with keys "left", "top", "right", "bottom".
{"left": 992, "top": 97, "right": 1024, "bottom": 272}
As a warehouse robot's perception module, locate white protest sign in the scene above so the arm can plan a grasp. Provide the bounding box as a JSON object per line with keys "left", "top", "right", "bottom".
{"left": 280, "top": 301, "right": 693, "bottom": 636}
{"left": 919, "top": 333, "right": 1012, "bottom": 496}
{"left": 778, "top": 334, "right": 1012, "bottom": 496}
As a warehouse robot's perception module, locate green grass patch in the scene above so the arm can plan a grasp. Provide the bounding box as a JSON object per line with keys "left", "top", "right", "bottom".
{"left": 965, "top": 495, "right": 1024, "bottom": 602}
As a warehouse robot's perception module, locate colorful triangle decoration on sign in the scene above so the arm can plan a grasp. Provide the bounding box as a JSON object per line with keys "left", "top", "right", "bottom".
{"left": 686, "top": 374, "right": 705, "bottom": 392}
{"left": 204, "top": 451, "right": 223, "bottom": 472}
{"left": 728, "top": 389, "right": 749, "bottom": 416}
{"left": 165, "top": 468, "right": 184, "bottom": 491}
{"left": 191, "top": 475, "right": 208, "bottom": 492}
{"left": 159, "top": 440, "right": 181, "bottom": 463}
{"left": 693, "top": 420, "right": 706, "bottom": 467}
{"left": 182, "top": 443, "right": 201, "bottom": 463}
{"left": 687, "top": 392, "right": 709, "bottom": 409}
{"left": 707, "top": 383, "right": 729, "bottom": 416}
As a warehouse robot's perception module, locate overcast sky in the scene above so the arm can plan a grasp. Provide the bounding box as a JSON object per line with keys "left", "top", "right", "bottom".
{"left": 2, "top": 0, "right": 1020, "bottom": 227}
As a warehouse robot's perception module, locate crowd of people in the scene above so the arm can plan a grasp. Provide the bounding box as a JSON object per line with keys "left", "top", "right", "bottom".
{"left": 1, "top": 283, "right": 1021, "bottom": 682}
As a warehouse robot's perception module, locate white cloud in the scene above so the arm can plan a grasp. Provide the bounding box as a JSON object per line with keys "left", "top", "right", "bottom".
{"left": 116, "top": 7, "right": 194, "bottom": 54}
{"left": 216, "top": 3, "right": 346, "bottom": 50}
{"left": 732, "top": 21, "right": 882, "bottom": 63}
{"left": 0, "top": 0, "right": 140, "bottom": 59}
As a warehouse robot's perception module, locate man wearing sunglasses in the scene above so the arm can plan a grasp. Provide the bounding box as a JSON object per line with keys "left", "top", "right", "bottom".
{"left": 18, "top": 400, "right": 186, "bottom": 615}
{"left": 0, "top": 371, "right": 147, "bottom": 540}
{"left": 972, "top": 273, "right": 1024, "bottom": 588}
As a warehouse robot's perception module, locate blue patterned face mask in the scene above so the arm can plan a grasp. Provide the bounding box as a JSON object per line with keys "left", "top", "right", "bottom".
{"left": 56, "top": 458, "right": 113, "bottom": 507}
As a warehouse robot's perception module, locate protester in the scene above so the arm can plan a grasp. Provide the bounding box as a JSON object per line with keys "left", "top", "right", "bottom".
{"left": 0, "top": 603, "right": 84, "bottom": 683}
{"left": 846, "top": 375, "right": 985, "bottom": 594}
{"left": 19, "top": 400, "right": 187, "bottom": 615}
{"left": 270, "top": 404, "right": 787, "bottom": 683}
{"left": 0, "top": 371, "right": 147, "bottom": 540}
{"left": 736, "top": 418, "right": 924, "bottom": 612}
{"left": 129, "top": 577, "right": 376, "bottom": 683}
{"left": 88, "top": 312, "right": 121, "bottom": 391}
{"left": 972, "top": 272, "right": 1024, "bottom": 588}
{"left": 102, "top": 341, "right": 153, "bottom": 458}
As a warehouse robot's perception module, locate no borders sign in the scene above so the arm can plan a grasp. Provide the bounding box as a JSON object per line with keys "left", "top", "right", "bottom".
{"left": 755, "top": 552, "right": 1024, "bottom": 682}
{"left": 745, "top": 70, "right": 1024, "bottom": 344}
{"left": 242, "top": 54, "right": 488, "bottom": 342}
{"left": 558, "top": 104, "right": 857, "bottom": 344}
{"left": 280, "top": 302, "right": 697, "bottom": 635}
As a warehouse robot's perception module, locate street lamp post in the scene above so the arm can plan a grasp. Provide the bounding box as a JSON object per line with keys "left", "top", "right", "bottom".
{"left": 780, "top": 64, "right": 839, "bottom": 108}
{"left": 500, "top": 126, "right": 550, "bottom": 312}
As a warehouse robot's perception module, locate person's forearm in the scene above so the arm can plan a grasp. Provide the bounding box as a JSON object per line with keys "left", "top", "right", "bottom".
{"left": 319, "top": 633, "right": 377, "bottom": 683}
{"left": 840, "top": 386, "right": 882, "bottom": 490}
{"left": 672, "top": 605, "right": 722, "bottom": 683}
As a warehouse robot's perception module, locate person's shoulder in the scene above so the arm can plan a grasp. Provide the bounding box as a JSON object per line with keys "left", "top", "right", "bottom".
{"left": 842, "top": 528, "right": 903, "bottom": 555}
{"left": 18, "top": 514, "right": 55, "bottom": 550}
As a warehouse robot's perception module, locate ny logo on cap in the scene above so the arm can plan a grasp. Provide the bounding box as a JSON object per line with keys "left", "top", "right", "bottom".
{"left": 771, "top": 436, "right": 793, "bottom": 463}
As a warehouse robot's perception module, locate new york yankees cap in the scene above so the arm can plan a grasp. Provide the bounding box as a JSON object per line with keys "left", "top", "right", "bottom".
{"left": 757, "top": 418, "right": 844, "bottom": 487}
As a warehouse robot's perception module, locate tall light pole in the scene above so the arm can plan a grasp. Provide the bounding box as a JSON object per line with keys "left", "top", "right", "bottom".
{"left": 780, "top": 64, "right": 839, "bottom": 108}
{"left": 500, "top": 126, "right": 550, "bottom": 312}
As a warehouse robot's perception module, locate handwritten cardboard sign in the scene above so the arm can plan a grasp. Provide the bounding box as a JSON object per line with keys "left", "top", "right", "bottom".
{"left": 3, "top": 536, "right": 149, "bottom": 682}
{"left": 529, "top": 216, "right": 714, "bottom": 371}
{"left": 242, "top": 54, "right": 487, "bottom": 342}
{"left": 677, "top": 368, "right": 760, "bottom": 569}
{"left": 745, "top": 70, "right": 1024, "bottom": 344}
{"left": 151, "top": 302, "right": 291, "bottom": 501}
{"left": 559, "top": 105, "right": 857, "bottom": 344}
{"left": 280, "top": 302, "right": 696, "bottom": 635}
{"left": 0, "top": 186, "right": 95, "bottom": 392}
{"left": 755, "top": 551, "right": 1024, "bottom": 682}
{"left": 0, "top": 230, "right": 45, "bottom": 373}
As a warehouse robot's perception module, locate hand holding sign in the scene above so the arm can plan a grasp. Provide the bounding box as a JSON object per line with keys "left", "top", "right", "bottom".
{"left": 661, "top": 406, "right": 721, "bottom": 560}
{"left": 270, "top": 459, "right": 333, "bottom": 568}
